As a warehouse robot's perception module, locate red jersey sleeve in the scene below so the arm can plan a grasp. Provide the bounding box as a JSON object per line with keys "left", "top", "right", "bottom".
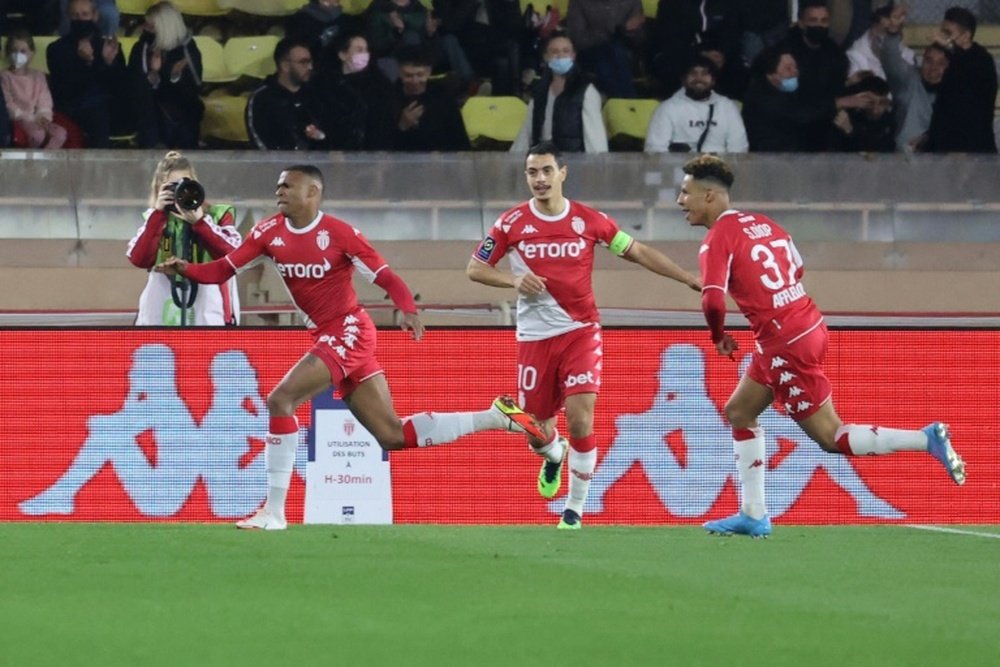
{"left": 340, "top": 225, "right": 389, "bottom": 283}
{"left": 699, "top": 227, "right": 733, "bottom": 296}
{"left": 191, "top": 207, "right": 241, "bottom": 259}
{"left": 224, "top": 220, "right": 272, "bottom": 271}
{"left": 126, "top": 209, "right": 168, "bottom": 269}
{"left": 471, "top": 216, "right": 510, "bottom": 267}
{"left": 591, "top": 210, "right": 622, "bottom": 247}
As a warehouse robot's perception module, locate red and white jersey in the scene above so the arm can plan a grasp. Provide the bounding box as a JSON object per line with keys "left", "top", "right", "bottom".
{"left": 701, "top": 209, "right": 823, "bottom": 346}
{"left": 473, "top": 198, "right": 626, "bottom": 342}
{"left": 226, "top": 211, "right": 388, "bottom": 331}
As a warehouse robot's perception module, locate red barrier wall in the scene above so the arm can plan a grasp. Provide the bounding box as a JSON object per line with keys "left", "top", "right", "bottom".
{"left": 3, "top": 328, "right": 996, "bottom": 524}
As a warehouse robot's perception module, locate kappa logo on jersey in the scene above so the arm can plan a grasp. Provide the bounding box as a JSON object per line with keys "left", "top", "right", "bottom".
{"left": 269, "top": 236, "right": 285, "bottom": 247}
{"left": 476, "top": 236, "right": 496, "bottom": 261}
{"left": 571, "top": 216, "right": 586, "bottom": 235}
{"left": 317, "top": 230, "right": 330, "bottom": 250}
{"left": 521, "top": 225, "right": 538, "bottom": 234}
{"left": 517, "top": 238, "right": 586, "bottom": 259}
{"left": 277, "top": 257, "right": 332, "bottom": 279}
{"left": 252, "top": 219, "right": 279, "bottom": 239}
{"left": 771, "top": 356, "right": 788, "bottom": 369}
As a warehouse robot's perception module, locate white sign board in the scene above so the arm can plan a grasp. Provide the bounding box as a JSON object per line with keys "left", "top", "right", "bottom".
{"left": 304, "top": 394, "right": 392, "bottom": 524}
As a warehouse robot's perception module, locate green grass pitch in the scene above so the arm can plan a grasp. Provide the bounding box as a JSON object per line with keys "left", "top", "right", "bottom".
{"left": 2, "top": 524, "right": 998, "bottom": 667}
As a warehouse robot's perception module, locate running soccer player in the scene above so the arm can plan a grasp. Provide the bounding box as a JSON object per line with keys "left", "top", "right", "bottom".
{"left": 467, "top": 142, "right": 702, "bottom": 529}
{"left": 677, "top": 154, "right": 966, "bottom": 538}
{"left": 156, "top": 164, "right": 544, "bottom": 530}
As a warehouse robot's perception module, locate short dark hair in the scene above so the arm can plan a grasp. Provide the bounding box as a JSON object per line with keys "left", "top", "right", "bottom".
{"left": 4, "top": 28, "right": 33, "bottom": 56}
{"left": 753, "top": 45, "right": 795, "bottom": 77}
{"left": 924, "top": 42, "right": 951, "bottom": 61}
{"left": 526, "top": 141, "right": 563, "bottom": 167}
{"left": 283, "top": 164, "right": 325, "bottom": 190}
{"left": 395, "top": 45, "right": 433, "bottom": 69}
{"left": 798, "top": 0, "right": 828, "bottom": 18}
{"left": 943, "top": 6, "right": 976, "bottom": 37}
{"left": 274, "top": 37, "right": 311, "bottom": 67}
{"left": 540, "top": 30, "right": 573, "bottom": 56}
{"left": 682, "top": 154, "right": 735, "bottom": 190}
{"left": 844, "top": 73, "right": 890, "bottom": 97}
{"left": 334, "top": 31, "right": 366, "bottom": 56}
{"left": 685, "top": 54, "right": 718, "bottom": 79}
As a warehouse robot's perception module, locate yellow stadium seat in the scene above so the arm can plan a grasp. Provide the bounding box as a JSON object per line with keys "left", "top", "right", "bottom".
{"left": 217, "top": 0, "right": 308, "bottom": 16}
{"left": 223, "top": 35, "right": 279, "bottom": 79}
{"left": 171, "top": 0, "right": 230, "bottom": 17}
{"left": 603, "top": 98, "right": 659, "bottom": 150}
{"left": 118, "top": 0, "right": 153, "bottom": 15}
{"left": 342, "top": 0, "right": 373, "bottom": 16}
{"left": 902, "top": 24, "right": 935, "bottom": 49}
{"left": 118, "top": 35, "right": 139, "bottom": 63}
{"left": 519, "top": 0, "right": 569, "bottom": 17}
{"left": 642, "top": 0, "right": 658, "bottom": 18}
{"left": 194, "top": 35, "right": 237, "bottom": 83}
{"left": 977, "top": 24, "right": 1000, "bottom": 49}
{"left": 201, "top": 91, "right": 250, "bottom": 144}
{"left": 461, "top": 96, "right": 528, "bottom": 148}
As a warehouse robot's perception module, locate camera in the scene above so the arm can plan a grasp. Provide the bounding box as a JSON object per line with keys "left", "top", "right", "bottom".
{"left": 168, "top": 177, "right": 206, "bottom": 213}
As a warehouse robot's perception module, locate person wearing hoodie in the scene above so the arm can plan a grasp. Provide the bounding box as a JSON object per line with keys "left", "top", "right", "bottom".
{"left": 645, "top": 55, "right": 747, "bottom": 154}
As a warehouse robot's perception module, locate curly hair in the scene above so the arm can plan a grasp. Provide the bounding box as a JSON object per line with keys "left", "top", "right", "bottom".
{"left": 681, "top": 154, "right": 735, "bottom": 190}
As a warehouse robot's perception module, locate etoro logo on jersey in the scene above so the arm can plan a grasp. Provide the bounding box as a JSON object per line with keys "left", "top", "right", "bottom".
{"left": 277, "top": 257, "right": 332, "bottom": 279}
{"left": 517, "top": 238, "right": 586, "bottom": 260}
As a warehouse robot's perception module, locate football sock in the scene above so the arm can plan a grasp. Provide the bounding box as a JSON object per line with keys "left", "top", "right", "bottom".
{"left": 265, "top": 416, "right": 298, "bottom": 522}
{"left": 734, "top": 427, "right": 767, "bottom": 520}
{"left": 531, "top": 429, "right": 565, "bottom": 463}
{"left": 835, "top": 425, "right": 927, "bottom": 455}
{"left": 402, "top": 411, "right": 478, "bottom": 447}
{"left": 564, "top": 435, "right": 597, "bottom": 516}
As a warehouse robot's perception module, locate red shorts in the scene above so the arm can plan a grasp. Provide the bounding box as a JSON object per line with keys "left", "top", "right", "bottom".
{"left": 746, "top": 321, "right": 831, "bottom": 421}
{"left": 310, "top": 308, "right": 383, "bottom": 397}
{"left": 517, "top": 323, "right": 602, "bottom": 420}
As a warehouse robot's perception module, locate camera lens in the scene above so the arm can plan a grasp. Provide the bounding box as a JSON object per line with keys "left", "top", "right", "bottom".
{"left": 173, "top": 178, "right": 205, "bottom": 212}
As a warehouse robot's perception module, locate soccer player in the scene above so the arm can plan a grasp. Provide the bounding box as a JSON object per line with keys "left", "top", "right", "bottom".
{"left": 156, "top": 164, "right": 544, "bottom": 530}
{"left": 467, "top": 142, "right": 702, "bottom": 529}
{"left": 677, "top": 154, "right": 966, "bottom": 538}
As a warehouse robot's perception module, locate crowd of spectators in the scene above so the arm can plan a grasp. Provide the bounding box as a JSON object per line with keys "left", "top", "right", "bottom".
{"left": 0, "top": 0, "right": 997, "bottom": 153}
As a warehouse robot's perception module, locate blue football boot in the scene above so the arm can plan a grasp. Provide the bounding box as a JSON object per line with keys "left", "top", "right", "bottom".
{"left": 923, "top": 422, "right": 966, "bottom": 486}
{"left": 703, "top": 511, "right": 772, "bottom": 538}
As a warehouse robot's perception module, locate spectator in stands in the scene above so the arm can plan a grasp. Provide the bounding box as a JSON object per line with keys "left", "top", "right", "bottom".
{"left": 878, "top": 15, "right": 950, "bottom": 152}
{"left": 742, "top": 46, "right": 876, "bottom": 152}
{"left": 566, "top": 0, "right": 645, "bottom": 99}
{"left": 697, "top": 30, "right": 749, "bottom": 101}
{"left": 47, "top": 0, "right": 131, "bottom": 147}
{"left": 286, "top": 0, "right": 355, "bottom": 55}
{"left": 926, "top": 6, "right": 998, "bottom": 153}
{"left": 387, "top": 46, "right": 468, "bottom": 151}
{"left": 645, "top": 55, "right": 748, "bottom": 154}
{"left": 510, "top": 32, "right": 607, "bottom": 154}
{"left": 828, "top": 73, "right": 895, "bottom": 152}
{"left": 366, "top": 0, "right": 470, "bottom": 85}
{"left": 127, "top": 150, "right": 241, "bottom": 326}
{"left": 0, "top": 85, "right": 10, "bottom": 147}
{"left": 846, "top": 1, "right": 913, "bottom": 79}
{"left": 58, "top": 0, "right": 118, "bottom": 38}
{"left": 0, "top": 0, "right": 57, "bottom": 35}
{"left": 128, "top": 1, "right": 203, "bottom": 150}
{"left": 317, "top": 32, "right": 394, "bottom": 150}
{"left": 1, "top": 30, "right": 68, "bottom": 148}
{"left": 649, "top": 0, "right": 742, "bottom": 98}
{"left": 776, "top": 0, "right": 849, "bottom": 151}
{"left": 736, "top": 0, "right": 789, "bottom": 66}
{"left": 246, "top": 37, "right": 331, "bottom": 151}
{"left": 432, "top": 0, "right": 523, "bottom": 96}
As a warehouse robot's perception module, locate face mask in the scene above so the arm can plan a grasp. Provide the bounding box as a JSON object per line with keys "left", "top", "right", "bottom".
{"left": 779, "top": 76, "right": 799, "bottom": 92}
{"left": 548, "top": 57, "right": 573, "bottom": 76}
{"left": 11, "top": 52, "right": 29, "bottom": 69}
{"left": 804, "top": 26, "right": 829, "bottom": 43}
{"left": 69, "top": 20, "right": 97, "bottom": 37}
{"left": 348, "top": 52, "right": 370, "bottom": 72}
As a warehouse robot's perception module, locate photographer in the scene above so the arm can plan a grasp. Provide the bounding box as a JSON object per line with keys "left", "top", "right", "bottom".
{"left": 126, "top": 151, "right": 242, "bottom": 326}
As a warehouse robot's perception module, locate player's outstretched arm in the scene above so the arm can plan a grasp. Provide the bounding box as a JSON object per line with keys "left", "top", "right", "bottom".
{"left": 154, "top": 256, "right": 235, "bottom": 284}
{"left": 624, "top": 241, "right": 701, "bottom": 291}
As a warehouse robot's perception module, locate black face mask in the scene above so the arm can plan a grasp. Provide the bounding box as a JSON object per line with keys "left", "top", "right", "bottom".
{"left": 69, "top": 20, "right": 97, "bottom": 38}
{"left": 804, "top": 26, "right": 829, "bottom": 43}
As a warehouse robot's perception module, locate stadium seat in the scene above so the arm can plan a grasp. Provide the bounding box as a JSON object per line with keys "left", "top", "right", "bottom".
{"left": 118, "top": 35, "right": 139, "bottom": 63}
{"left": 118, "top": 0, "right": 153, "bottom": 16}
{"left": 195, "top": 35, "right": 237, "bottom": 83}
{"left": 171, "top": 0, "right": 230, "bottom": 16}
{"left": 902, "top": 24, "right": 935, "bottom": 49}
{"left": 342, "top": 0, "right": 373, "bottom": 15}
{"left": 461, "top": 96, "right": 527, "bottom": 148}
{"left": 201, "top": 91, "right": 250, "bottom": 144}
{"left": 223, "top": 35, "right": 279, "bottom": 79}
{"left": 602, "top": 98, "right": 659, "bottom": 151}
{"left": 34, "top": 35, "right": 60, "bottom": 75}
{"left": 217, "top": 0, "right": 308, "bottom": 16}
{"left": 642, "top": 0, "right": 658, "bottom": 18}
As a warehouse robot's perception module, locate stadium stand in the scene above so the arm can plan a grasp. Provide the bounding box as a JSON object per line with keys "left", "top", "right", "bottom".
{"left": 460, "top": 96, "right": 528, "bottom": 149}
{"left": 172, "top": 0, "right": 230, "bottom": 17}
{"left": 602, "top": 98, "right": 659, "bottom": 151}
{"left": 200, "top": 90, "right": 250, "bottom": 144}
{"left": 223, "top": 34, "right": 279, "bottom": 80}
{"left": 217, "top": 0, "right": 309, "bottom": 16}
{"left": 195, "top": 34, "right": 237, "bottom": 83}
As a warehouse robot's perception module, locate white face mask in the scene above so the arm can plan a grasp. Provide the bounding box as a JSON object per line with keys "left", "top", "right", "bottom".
{"left": 11, "top": 52, "right": 29, "bottom": 69}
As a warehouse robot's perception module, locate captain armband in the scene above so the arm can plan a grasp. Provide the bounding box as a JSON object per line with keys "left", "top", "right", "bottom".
{"left": 607, "top": 230, "right": 634, "bottom": 257}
